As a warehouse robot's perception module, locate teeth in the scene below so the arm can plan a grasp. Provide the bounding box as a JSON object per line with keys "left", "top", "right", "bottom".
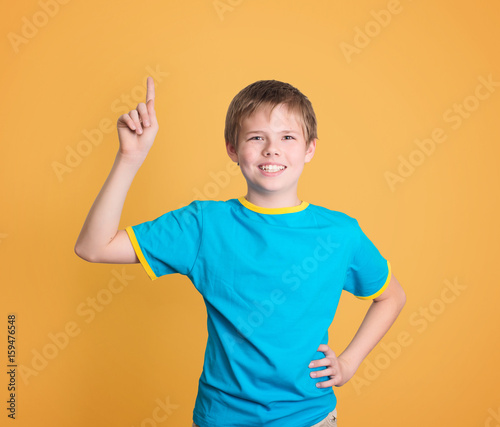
{"left": 259, "top": 165, "right": 285, "bottom": 172}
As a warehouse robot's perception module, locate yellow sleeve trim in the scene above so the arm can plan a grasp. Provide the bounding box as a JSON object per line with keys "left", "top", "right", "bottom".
{"left": 355, "top": 260, "right": 392, "bottom": 300}
{"left": 125, "top": 226, "right": 158, "bottom": 281}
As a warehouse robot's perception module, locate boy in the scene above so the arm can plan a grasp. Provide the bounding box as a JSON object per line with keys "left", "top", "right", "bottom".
{"left": 75, "top": 76, "right": 406, "bottom": 427}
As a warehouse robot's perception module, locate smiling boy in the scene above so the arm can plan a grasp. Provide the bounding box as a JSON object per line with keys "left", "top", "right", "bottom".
{"left": 226, "top": 102, "right": 314, "bottom": 208}
{"left": 75, "top": 77, "right": 406, "bottom": 427}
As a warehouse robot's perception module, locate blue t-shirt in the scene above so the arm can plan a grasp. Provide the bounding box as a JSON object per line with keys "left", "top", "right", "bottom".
{"left": 125, "top": 196, "right": 391, "bottom": 427}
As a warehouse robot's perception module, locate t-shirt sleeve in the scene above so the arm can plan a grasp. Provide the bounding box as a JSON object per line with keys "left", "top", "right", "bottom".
{"left": 343, "top": 219, "right": 391, "bottom": 299}
{"left": 124, "top": 200, "right": 203, "bottom": 281}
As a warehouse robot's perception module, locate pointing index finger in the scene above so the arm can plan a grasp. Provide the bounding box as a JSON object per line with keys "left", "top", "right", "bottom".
{"left": 146, "top": 76, "right": 155, "bottom": 103}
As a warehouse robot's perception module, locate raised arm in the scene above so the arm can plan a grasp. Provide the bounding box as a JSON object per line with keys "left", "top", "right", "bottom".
{"left": 74, "top": 77, "right": 159, "bottom": 263}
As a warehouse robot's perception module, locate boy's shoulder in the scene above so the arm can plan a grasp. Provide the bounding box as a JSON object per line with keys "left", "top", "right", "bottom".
{"left": 174, "top": 198, "right": 236, "bottom": 218}
{"left": 306, "top": 201, "right": 360, "bottom": 226}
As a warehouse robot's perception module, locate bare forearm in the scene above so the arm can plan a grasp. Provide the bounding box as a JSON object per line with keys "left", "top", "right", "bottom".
{"left": 339, "top": 295, "right": 405, "bottom": 372}
{"left": 74, "top": 151, "right": 144, "bottom": 260}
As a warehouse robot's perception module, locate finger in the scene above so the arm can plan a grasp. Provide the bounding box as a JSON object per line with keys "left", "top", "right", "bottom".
{"left": 317, "top": 344, "right": 330, "bottom": 353}
{"left": 146, "top": 83, "right": 156, "bottom": 122}
{"left": 118, "top": 114, "right": 136, "bottom": 131}
{"left": 129, "top": 110, "right": 143, "bottom": 134}
{"left": 146, "top": 76, "right": 155, "bottom": 103}
{"left": 147, "top": 96, "right": 156, "bottom": 122}
{"left": 136, "top": 102, "right": 150, "bottom": 127}
{"left": 317, "top": 344, "right": 336, "bottom": 358}
{"left": 315, "top": 377, "right": 338, "bottom": 388}
{"left": 309, "top": 352, "right": 335, "bottom": 368}
{"left": 310, "top": 367, "right": 335, "bottom": 378}
{"left": 309, "top": 357, "right": 332, "bottom": 368}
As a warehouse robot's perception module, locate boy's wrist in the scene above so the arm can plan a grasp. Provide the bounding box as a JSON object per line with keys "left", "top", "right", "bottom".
{"left": 337, "top": 352, "right": 362, "bottom": 375}
{"left": 115, "top": 150, "right": 147, "bottom": 167}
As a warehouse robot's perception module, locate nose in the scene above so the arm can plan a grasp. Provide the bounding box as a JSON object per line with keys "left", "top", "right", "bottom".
{"left": 262, "top": 138, "right": 281, "bottom": 157}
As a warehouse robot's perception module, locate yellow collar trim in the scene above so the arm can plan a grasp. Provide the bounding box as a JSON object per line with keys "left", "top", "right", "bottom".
{"left": 237, "top": 196, "right": 309, "bottom": 215}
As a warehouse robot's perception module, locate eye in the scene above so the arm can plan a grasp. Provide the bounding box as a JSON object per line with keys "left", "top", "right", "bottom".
{"left": 249, "top": 136, "right": 263, "bottom": 141}
{"left": 284, "top": 135, "right": 295, "bottom": 140}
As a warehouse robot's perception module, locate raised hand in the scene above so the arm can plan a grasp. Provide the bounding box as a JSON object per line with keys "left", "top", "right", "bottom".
{"left": 308, "top": 344, "right": 356, "bottom": 388}
{"left": 116, "top": 76, "right": 159, "bottom": 161}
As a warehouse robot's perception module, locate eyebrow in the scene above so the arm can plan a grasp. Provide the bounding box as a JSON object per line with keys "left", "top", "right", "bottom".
{"left": 245, "top": 129, "right": 300, "bottom": 135}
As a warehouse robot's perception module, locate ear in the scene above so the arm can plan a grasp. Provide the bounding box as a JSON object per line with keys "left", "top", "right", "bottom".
{"left": 226, "top": 141, "right": 239, "bottom": 163}
{"left": 304, "top": 138, "right": 316, "bottom": 163}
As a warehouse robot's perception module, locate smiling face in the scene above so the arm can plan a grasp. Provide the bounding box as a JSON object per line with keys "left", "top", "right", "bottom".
{"left": 226, "top": 102, "right": 316, "bottom": 208}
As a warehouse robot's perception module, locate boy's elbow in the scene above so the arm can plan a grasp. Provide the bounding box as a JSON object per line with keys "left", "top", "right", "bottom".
{"left": 74, "top": 244, "right": 88, "bottom": 261}
{"left": 74, "top": 244, "right": 97, "bottom": 263}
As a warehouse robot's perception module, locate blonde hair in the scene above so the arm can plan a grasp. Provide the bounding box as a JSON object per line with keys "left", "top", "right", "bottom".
{"left": 224, "top": 80, "right": 318, "bottom": 151}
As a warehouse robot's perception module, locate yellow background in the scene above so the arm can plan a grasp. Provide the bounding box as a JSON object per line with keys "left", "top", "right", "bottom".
{"left": 2, "top": 0, "right": 499, "bottom": 425}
